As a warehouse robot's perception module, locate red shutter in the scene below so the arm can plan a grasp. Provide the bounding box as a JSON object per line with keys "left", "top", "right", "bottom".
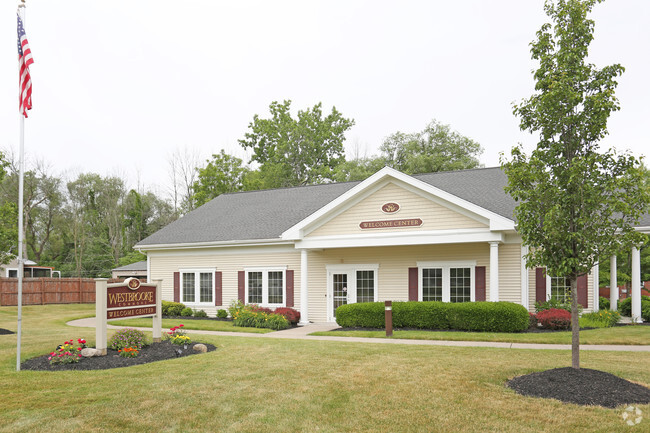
{"left": 535, "top": 268, "right": 546, "bottom": 303}
{"left": 215, "top": 271, "right": 222, "bottom": 306}
{"left": 475, "top": 266, "right": 486, "bottom": 301}
{"left": 238, "top": 271, "right": 245, "bottom": 303}
{"left": 173, "top": 272, "right": 180, "bottom": 303}
{"left": 286, "top": 269, "right": 294, "bottom": 307}
{"left": 577, "top": 274, "right": 588, "bottom": 308}
{"left": 408, "top": 267, "right": 418, "bottom": 301}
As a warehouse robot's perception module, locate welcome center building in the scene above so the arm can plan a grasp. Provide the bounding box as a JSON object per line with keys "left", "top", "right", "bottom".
{"left": 135, "top": 167, "right": 650, "bottom": 324}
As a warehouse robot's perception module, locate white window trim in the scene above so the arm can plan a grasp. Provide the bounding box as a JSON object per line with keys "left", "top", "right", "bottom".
{"left": 417, "top": 261, "right": 476, "bottom": 303}
{"left": 326, "top": 264, "right": 379, "bottom": 321}
{"left": 6, "top": 268, "right": 18, "bottom": 277}
{"left": 244, "top": 266, "right": 287, "bottom": 308}
{"left": 179, "top": 268, "right": 216, "bottom": 306}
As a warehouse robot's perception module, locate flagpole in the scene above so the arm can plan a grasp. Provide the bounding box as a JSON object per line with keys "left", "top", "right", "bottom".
{"left": 16, "top": 0, "right": 27, "bottom": 372}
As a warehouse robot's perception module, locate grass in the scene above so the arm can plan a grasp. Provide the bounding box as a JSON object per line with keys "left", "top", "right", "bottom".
{"left": 311, "top": 325, "right": 650, "bottom": 345}
{"left": 109, "top": 317, "right": 274, "bottom": 334}
{"left": 1, "top": 304, "right": 650, "bottom": 432}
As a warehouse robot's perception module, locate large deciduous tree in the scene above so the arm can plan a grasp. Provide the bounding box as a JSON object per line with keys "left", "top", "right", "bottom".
{"left": 380, "top": 119, "right": 482, "bottom": 174}
{"left": 502, "top": 0, "right": 650, "bottom": 369}
{"left": 192, "top": 150, "right": 250, "bottom": 206}
{"left": 239, "top": 100, "right": 355, "bottom": 187}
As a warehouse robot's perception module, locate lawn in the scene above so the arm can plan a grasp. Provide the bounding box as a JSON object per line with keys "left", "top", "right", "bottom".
{"left": 1, "top": 304, "right": 649, "bottom": 432}
{"left": 109, "top": 317, "right": 274, "bottom": 334}
{"left": 312, "top": 326, "right": 650, "bottom": 345}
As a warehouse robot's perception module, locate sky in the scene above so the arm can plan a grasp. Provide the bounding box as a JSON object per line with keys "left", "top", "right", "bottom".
{"left": 0, "top": 0, "right": 648, "bottom": 197}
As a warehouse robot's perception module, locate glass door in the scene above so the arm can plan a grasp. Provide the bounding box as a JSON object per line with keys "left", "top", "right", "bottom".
{"left": 332, "top": 273, "right": 348, "bottom": 318}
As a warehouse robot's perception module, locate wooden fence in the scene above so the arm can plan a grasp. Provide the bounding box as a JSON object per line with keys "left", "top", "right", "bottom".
{"left": 0, "top": 278, "right": 96, "bottom": 306}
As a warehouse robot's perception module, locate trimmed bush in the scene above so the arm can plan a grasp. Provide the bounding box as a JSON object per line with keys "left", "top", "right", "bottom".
{"left": 335, "top": 301, "right": 529, "bottom": 333}
{"left": 232, "top": 308, "right": 290, "bottom": 330}
{"left": 180, "top": 307, "right": 194, "bottom": 317}
{"left": 250, "top": 305, "right": 273, "bottom": 314}
{"left": 274, "top": 307, "right": 301, "bottom": 324}
{"left": 537, "top": 308, "right": 571, "bottom": 330}
{"left": 161, "top": 300, "right": 186, "bottom": 317}
{"left": 108, "top": 328, "right": 148, "bottom": 350}
{"left": 216, "top": 309, "right": 228, "bottom": 319}
{"left": 598, "top": 296, "right": 610, "bottom": 311}
{"left": 193, "top": 309, "right": 208, "bottom": 318}
{"left": 618, "top": 296, "right": 650, "bottom": 317}
{"left": 643, "top": 305, "right": 650, "bottom": 322}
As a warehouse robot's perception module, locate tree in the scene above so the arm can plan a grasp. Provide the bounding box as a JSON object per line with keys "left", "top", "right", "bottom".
{"left": 380, "top": 120, "right": 482, "bottom": 174}
{"left": 239, "top": 100, "right": 355, "bottom": 187}
{"left": 192, "top": 150, "right": 250, "bottom": 206}
{"left": 0, "top": 152, "right": 16, "bottom": 265}
{"left": 502, "top": 0, "right": 650, "bottom": 369}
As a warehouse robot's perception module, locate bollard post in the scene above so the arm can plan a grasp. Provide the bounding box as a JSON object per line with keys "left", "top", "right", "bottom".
{"left": 385, "top": 300, "right": 393, "bottom": 337}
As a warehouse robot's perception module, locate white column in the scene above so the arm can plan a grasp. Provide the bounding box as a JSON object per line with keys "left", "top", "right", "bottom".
{"left": 489, "top": 242, "right": 500, "bottom": 302}
{"left": 631, "top": 246, "right": 642, "bottom": 323}
{"left": 610, "top": 255, "right": 618, "bottom": 311}
{"left": 593, "top": 263, "right": 599, "bottom": 312}
{"left": 520, "top": 245, "right": 529, "bottom": 309}
{"left": 299, "top": 249, "right": 309, "bottom": 325}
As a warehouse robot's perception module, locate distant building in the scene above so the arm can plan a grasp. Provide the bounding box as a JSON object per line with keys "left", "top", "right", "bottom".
{"left": 1, "top": 257, "right": 60, "bottom": 278}
{"left": 111, "top": 261, "right": 147, "bottom": 281}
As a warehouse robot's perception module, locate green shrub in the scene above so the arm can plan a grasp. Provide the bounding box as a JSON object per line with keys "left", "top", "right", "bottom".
{"left": 108, "top": 328, "right": 148, "bottom": 350}
{"left": 216, "top": 309, "right": 228, "bottom": 319}
{"left": 618, "top": 296, "right": 650, "bottom": 317}
{"left": 598, "top": 297, "right": 610, "bottom": 311}
{"left": 230, "top": 303, "right": 290, "bottom": 330}
{"left": 535, "top": 298, "right": 572, "bottom": 313}
{"left": 336, "top": 301, "right": 529, "bottom": 333}
{"left": 161, "top": 300, "right": 186, "bottom": 317}
{"left": 193, "top": 309, "right": 207, "bottom": 318}
{"left": 580, "top": 310, "right": 620, "bottom": 327}
{"left": 180, "top": 307, "right": 194, "bottom": 317}
{"left": 643, "top": 305, "right": 650, "bottom": 322}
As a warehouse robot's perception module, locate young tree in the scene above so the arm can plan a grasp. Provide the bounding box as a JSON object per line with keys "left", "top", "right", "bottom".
{"left": 381, "top": 119, "right": 483, "bottom": 174}
{"left": 192, "top": 150, "right": 250, "bottom": 206}
{"left": 502, "top": 0, "right": 650, "bottom": 369}
{"left": 239, "top": 100, "right": 355, "bottom": 187}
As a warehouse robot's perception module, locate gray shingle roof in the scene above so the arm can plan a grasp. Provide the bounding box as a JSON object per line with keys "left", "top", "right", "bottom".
{"left": 136, "top": 167, "right": 650, "bottom": 247}
{"left": 112, "top": 261, "right": 147, "bottom": 272}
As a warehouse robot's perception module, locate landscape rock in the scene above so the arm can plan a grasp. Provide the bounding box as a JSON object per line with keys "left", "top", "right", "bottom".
{"left": 81, "top": 348, "right": 102, "bottom": 358}
{"left": 193, "top": 343, "right": 207, "bottom": 353}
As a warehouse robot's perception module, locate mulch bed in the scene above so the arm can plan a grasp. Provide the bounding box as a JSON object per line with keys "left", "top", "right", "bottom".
{"left": 0, "top": 328, "right": 15, "bottom": 335}
{"left": 21, "top": 341, "right": 216, "bottom": 371}
{"left": 507, "top": 368, "right": 650, "bottom": 408}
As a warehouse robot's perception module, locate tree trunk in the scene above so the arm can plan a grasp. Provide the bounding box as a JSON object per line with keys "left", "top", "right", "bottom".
{"left": 571, "top": 276, "right": 580, "bottom": 369}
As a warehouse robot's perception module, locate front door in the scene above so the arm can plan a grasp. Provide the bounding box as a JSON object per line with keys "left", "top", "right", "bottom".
{"left": 332, "top": 273, "right": 348, "bottom": 319}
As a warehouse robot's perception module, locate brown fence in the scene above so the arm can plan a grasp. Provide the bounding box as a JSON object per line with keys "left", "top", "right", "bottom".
{"left": 0, "top": 278, "right": 97, "bottom": 306}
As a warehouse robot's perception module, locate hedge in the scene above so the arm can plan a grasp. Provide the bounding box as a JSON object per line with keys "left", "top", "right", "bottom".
{"left": 335, "top": 301, "right": 529, "bottom": 333}
{"left": 618, "top": 296, "right": 650, "bottom": 317}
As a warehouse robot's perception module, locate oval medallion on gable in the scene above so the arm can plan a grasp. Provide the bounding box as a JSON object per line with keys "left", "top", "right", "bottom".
{"left": 381, "top": 202, "right": 400, "bottom": 214}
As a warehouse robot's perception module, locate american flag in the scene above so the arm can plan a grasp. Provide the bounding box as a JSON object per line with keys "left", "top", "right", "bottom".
{"left": 17, "top": 13, "right": 34, "bottom": 118}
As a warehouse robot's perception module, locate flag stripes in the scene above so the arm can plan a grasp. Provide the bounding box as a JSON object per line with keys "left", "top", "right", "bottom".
{"left": 17, "top": 13, "right": 34, "bottom": 118}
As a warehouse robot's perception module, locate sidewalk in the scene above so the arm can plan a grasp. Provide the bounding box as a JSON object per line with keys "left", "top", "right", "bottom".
{"left": 66, "top": 317, "right": 650, "bottom": 352}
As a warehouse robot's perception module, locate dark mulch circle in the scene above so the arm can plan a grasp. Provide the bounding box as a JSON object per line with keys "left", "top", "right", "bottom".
{"left": 507, "top": 367, "right": 650, "bottom": 408}
{"left": 21, "top": 341, "right": 216, "bottom": 371}
{"left": 0, "top": 328, "right": 15, "bottom": 335}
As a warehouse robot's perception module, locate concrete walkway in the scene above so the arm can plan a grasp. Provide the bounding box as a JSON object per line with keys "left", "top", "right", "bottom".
{"left": 66, "top": 317, "right": 650, "bottom": 352}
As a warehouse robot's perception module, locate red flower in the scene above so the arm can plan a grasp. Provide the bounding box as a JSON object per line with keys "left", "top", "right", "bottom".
{"left": 77, "top": 354, "right": 82, "bottom": 357}
{"left": 77, "top": 347, "right": 82, "bottom": 351}
{"left": 179, "top": 324, "right": 184, "bottom": 327}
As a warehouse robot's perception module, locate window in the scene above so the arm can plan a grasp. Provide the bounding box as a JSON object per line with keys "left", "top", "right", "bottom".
{"left": 550, "top": 276, "right": 570, "bottom": 303}
{"left": 180, "top": 269, "right": 215, "bottom": 304}
{"left": 356, "top": 270, "right": 375, "bottom": 303}
{"left": 245, "top": 267, "right": 286, "bottom": 307}
{"left": 418, "top": 261, "right": 475, "bottom": 303}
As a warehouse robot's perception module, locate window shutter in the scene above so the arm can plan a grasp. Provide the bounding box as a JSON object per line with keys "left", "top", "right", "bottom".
{"left": 215, "top": 271, "right": 222, "bottom": 306}
{"left": 475, "top": 266, "right": 486, "bottom": 301}
{"left": 286, "top": 269, "right": 294, "bottom": 307}
{"left": 238, "top": 271, "right": 245, "bottom": 303}
{"left": 408, "top": 267, "right": 418, "bottom": 301}
{"left": 577, "top": 274, "right": 588, "bottom": 308}
{"left": 173, "top": 272, "right": 180, "bottom": 303}
{"left": 535, "top": 268, "right": 546, "bottom": 303}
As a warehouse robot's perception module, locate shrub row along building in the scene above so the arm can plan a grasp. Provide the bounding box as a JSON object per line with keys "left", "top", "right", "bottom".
{"left": 135, "top": 167, "right": 650, "bottom": 323}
